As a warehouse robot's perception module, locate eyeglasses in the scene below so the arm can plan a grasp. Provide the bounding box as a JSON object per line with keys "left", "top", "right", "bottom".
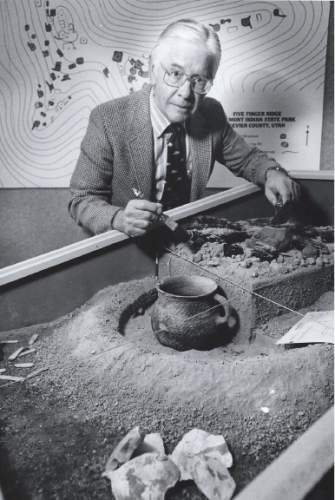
{"left": 161, "top": 64, "right": 212, "bottom": 95}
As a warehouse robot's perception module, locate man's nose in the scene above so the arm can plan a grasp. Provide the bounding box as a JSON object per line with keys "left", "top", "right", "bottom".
{"left": 177, "top": 79, "right": 193, "bottom": 100}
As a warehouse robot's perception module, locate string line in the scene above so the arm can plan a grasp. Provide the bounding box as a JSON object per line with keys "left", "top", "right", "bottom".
{"left": 163, "top": 247, "right": 306, "bottom": 318}
{"left": 2, "top": 249, "right": 332, "bottom": 387}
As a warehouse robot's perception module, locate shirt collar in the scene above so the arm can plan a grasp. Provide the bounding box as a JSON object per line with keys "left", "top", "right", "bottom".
{"left": 150, "top": 89, "right": 185, "bottom": 138}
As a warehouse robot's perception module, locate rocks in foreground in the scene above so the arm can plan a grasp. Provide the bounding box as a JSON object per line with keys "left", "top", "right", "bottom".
{"left": 102, "top": 426, "right": 235, "bottom": 500}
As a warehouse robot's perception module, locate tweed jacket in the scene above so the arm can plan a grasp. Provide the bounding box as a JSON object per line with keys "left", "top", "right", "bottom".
{"left": 69, "top": 84, "right": 279, "bottom": 234}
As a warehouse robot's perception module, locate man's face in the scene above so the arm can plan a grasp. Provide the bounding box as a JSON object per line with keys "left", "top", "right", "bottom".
{"left": 151, "top": 38, "right": 214, "bottom": 123}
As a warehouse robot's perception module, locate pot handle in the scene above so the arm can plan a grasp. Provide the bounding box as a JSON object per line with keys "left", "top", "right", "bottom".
{"left": 213, "top": 293, "right": 230, "bottom": 325}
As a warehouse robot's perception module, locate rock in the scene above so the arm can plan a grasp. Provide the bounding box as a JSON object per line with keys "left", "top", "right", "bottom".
{"left": 321, "top": 245, "right": 330, "bottom": 255}
{"left": 135, "top": 433, "right": 165, "bottom": 456}
{"left": 193, "top": 253, "right": 202, "bottom": 263}
{"left": 257, "top": 261, "right": 270, "bottom": 275}
{"left": 247, "top": 226, "right": 294, "bottom": 252}
{"left": 170, "top": 428, "right": 233, "bottom": 481}
{"left": 105, "top": 453, "right": 180, "bottom": 500}
{"left": 269, "top": 262, "right": 281, "bottom": 274}
{"left": 250, "top": 256, "right": 260, "bottom": 263}
{"left": 245, "top": 259, "right": 252, "bottom": 268}
{"left": 302, "top": 243, "right": 318, "bottom": 258}
{"left": 208, "top": 258, "right": 220, "bottom": 267}
{"left": 104, "top": 426, "right": 143, "bottom": 472}
{"left": 244, "top": 247, "right": 253, "bottom": 258}
{"left": 191, "top": 454, "right": 236, "bottom": 500}
{"left": 306, "top": 257, "right": 316, "bottom": 265}
{"left": 215, "top": 244, "right": 225, "bottom": 256}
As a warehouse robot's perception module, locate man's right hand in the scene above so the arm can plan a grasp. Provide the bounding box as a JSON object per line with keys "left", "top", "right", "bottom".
{"left": 112, "top": 199, "right": 163, "bottom": 237}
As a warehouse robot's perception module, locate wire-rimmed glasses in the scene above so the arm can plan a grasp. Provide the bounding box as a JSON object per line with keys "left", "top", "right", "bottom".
{"left": 161, "top": 65, "right": 212, "bottom": 95}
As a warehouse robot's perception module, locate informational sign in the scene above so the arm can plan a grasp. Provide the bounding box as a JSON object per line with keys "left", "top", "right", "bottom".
{"left": 0, "top": 1, "right": 330, "bottom": 187}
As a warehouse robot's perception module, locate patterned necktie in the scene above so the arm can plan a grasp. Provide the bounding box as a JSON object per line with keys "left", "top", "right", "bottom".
{"left": 161, "top": 123, "right": 191, "bottom": 210}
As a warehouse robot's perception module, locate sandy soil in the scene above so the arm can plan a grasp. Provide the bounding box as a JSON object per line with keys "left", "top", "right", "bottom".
{"left": 0, "top": 279, "right": 333, "bottom": 500}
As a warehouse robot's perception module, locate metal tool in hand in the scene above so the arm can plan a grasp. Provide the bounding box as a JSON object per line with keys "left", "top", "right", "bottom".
{"left": 272, "top": 195, "right": 297, "bottom": 225}
{"left": 131, "top": 188, "right": 180, "bottom": 232}
{"left": 272, "top": 196, "right": 285, "bottom": 225}
{"left": 132, "top": 187, "right": 178, "bottom": 283}
{"left": 131, "top": 188, "right": 160, "bottom": 281}
{"left": 274, "top": 194, "right": 284, "bottom": 212}
{"left": 131, "top": 187, "right": 191, "bottom": 282}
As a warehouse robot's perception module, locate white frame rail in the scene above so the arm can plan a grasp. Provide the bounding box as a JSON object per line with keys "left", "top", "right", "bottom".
{"left": 0, "top": 169, "right": 332, "bottom": 288}
{"left": 0, "top": 184, "right": 260, "bottom": 287}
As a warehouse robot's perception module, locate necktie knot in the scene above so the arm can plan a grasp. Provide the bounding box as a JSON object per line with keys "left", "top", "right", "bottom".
{"left": 165, "top": 123, "right": 184, "bottom": 136}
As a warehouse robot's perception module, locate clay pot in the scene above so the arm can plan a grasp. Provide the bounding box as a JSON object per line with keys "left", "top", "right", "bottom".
{"left": 151, "top": 275, "right": 230, "bottom": 351}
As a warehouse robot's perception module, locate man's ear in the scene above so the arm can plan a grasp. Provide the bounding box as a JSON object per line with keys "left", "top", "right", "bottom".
{"left": 149, "top": 55, "right": 156, "bottom": 84}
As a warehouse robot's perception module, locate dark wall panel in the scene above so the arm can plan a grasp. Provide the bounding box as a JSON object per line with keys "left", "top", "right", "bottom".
{"left": 0, "top": 239, "right": 155, "bottom": 332}
{"left": 0, "top": 189, "right": 88, "bottom": 267}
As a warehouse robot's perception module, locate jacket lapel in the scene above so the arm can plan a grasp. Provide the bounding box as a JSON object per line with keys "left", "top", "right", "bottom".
{"left": 125, "top": 86, "right": 212, "bottom": 203}
{"left": 188, "top": 111, "right": 212, "bottom": 201}
{"left": 126, "top": 85, "right": 155, "bottom": 200}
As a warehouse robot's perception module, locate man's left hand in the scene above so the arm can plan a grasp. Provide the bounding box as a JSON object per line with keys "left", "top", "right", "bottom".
{"left": 265, "top": 169, "right": 301, "bottom": 206}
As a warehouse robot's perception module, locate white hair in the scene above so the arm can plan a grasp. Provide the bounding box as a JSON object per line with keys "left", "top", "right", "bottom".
{"left": 151, "top": 19, "right": 221, "bottom": 78}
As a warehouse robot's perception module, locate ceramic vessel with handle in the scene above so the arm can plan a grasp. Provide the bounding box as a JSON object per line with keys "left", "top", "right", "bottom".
{"left": 151, "top": 275, "right": 230, "bottom": 350}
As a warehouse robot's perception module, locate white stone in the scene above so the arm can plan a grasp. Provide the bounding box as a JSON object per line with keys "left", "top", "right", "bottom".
{"left": 136, "top": 433, "right": 165, "bottom": 456}
{"left": 104, "top": 426, "right": 143, "bottom": 472}
{"left": 191, "top": 454, "right": 236, "bottom": 500}
{"left": 170, "top": 428, "right": 233, "bottom": 481}
{"left": 105, "top": 453, "right": 180, "bottom": 500}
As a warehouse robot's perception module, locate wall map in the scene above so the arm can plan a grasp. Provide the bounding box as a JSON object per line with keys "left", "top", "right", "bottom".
{"left": 0, "top": 0, "right": 330, "bottom": 187}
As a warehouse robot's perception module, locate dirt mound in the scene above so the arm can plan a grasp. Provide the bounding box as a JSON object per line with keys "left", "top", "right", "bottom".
{"left": 0, "top": 279, "right": 333, "bottom": 500}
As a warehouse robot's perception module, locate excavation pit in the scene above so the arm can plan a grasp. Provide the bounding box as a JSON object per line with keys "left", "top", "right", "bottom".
{"left": 118, "top": 283, "right": 276, "bottom": 360}
{"left": 1, "top": 218, "right": 334, "bottom": 500}
{"left": 159, "top": 216, "right": 334, "bottom": 342}
{"left": 1, "top": 275, "right": 333, "bottom": 499}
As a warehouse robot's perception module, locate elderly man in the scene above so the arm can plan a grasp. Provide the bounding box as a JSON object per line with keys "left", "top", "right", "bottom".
{"left": 69, "top": 19, "right": 300, "bottom": 236}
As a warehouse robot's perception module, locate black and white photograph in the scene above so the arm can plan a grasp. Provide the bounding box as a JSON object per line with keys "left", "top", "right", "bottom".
{"left": 0, "top": 1, "right": 333, "bottom": 499}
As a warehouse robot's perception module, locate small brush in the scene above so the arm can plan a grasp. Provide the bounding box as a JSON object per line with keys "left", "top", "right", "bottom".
{"left": 131, "top": 188, "right": 189, "bottom": 241}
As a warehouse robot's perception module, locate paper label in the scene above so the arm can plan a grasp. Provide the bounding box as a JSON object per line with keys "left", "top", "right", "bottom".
{"left": 276, "top": 311, "right": 334, "bottom": 345}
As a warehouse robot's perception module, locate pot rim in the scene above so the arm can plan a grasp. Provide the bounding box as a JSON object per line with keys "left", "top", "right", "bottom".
{"left": 156, "top": 274, "right": 218, "bottom": 299}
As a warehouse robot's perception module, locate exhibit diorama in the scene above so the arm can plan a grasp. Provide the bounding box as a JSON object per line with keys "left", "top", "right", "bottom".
{"left": 0, "top": 1, "right": 333, "bottom": 499}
